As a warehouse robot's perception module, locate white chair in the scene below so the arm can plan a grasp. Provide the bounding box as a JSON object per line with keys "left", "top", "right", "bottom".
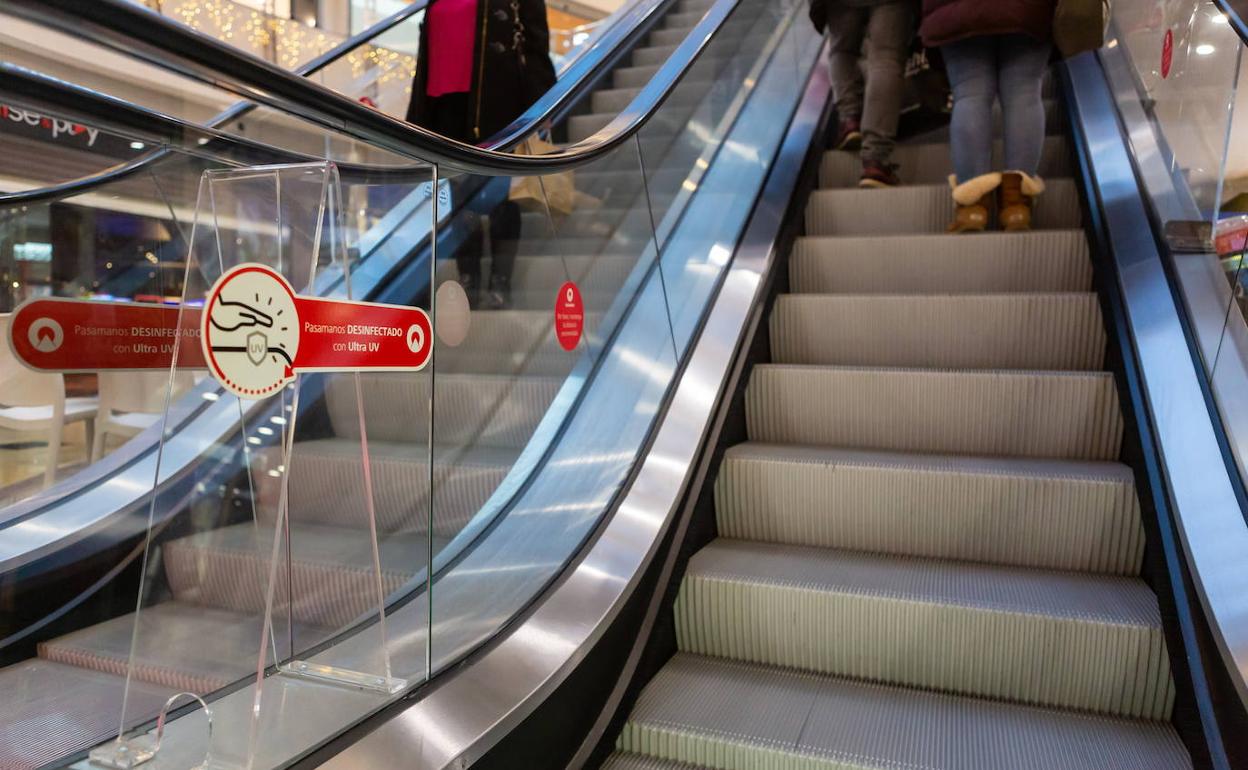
{"left": 92, "top": 370, "right": 194, "bottom": 461}
{"left": 0, "top": 314, "right": 97, "bottom": 487}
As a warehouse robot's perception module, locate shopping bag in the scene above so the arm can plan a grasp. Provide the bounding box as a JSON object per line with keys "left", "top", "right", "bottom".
{"left": 510, "top": 136, "right": 577, "bottom": 218}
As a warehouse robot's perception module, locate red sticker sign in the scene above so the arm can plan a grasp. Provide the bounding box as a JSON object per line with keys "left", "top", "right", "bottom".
{"left": 1161, "top": 29, "right": 1174, "bottom": 78}
{"left": 7, "top": 298, "right": 204, "bottom": 373}
{"left": 203, "top": 263, "right": 432, "bottom": 398}
{"left": 554, "top": 282, "right": 584, "bottom": 352}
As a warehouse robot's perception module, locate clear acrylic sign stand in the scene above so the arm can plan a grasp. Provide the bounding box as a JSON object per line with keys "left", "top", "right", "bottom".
{"left": 90, "top": 162, "right": 404, "bottom": 770}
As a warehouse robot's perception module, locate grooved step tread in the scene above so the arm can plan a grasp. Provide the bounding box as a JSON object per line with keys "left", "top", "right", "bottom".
{"left": 619, "top": 654, "right": 1191, "bottom": 770}
{"left": 603, "top": 754, "right": 712, "bottom": 770}
{"left": 676, "top": 539, "right": 1172, "bottom": 718}
{"left": 267, "top": 440, "right": 518, "bottom": 535}
{"left": 790, "top": 230, "right": 1092, "bottom": 294}
{"left": 715, "top": 442, "right": 1144, "bottom": 574}
{"left": 164, "top": 522, "right": 441, "bottom": 628}
{"left": 770, "top": 293, "right": 1106, "bottom": 370}
{"left": 39, "top": 601, "right": 330, "bottom": 694}
{"left": 806, "top": 178, "right": 1080, "bottom": 236}
{"left": 746, "top": 365, "right": 1123, "bottom": 460}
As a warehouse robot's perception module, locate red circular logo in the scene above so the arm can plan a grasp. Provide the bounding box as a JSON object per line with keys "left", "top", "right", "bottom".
{"left": 554, "top": 282, "right": 583, "bottom": 352}
{"left": 1161, "top": 29, "right": 1174, "bottom": 78}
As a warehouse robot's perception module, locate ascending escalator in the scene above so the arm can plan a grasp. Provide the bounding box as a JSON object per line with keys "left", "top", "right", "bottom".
{"left": 606, "top": 80, "right": 1189, "bottom": 767}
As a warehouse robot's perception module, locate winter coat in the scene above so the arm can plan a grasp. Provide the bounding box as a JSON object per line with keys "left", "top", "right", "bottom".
{"left": 808, "top": 0, "right": 906, "bottom": 32}
{"left": 919, "top": 0, "right": 1056, "bottom": 47}
{"left": 406, "top": 0, "right": 558, "bottom": 142}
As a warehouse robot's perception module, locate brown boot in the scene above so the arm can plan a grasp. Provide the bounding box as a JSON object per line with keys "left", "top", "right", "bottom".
{"left": 998, "top": 171, "right": 1045, "bottom": 232}
{"left": 947, "top": 173, "right": 1001, "bottom": 234}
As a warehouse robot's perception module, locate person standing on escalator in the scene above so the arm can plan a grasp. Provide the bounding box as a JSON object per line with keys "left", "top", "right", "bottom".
{"left": 809, "top": 0, "right": 917, "bottom": 188}
{"left": 920, "top": 0, "right": 1056, "bottom": 232}
{"left": 406, "top": 0, "right": 557, "bottom": 309}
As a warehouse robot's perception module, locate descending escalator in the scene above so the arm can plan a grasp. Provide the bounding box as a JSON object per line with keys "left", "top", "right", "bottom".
{"left": 605, "top": 81, "right": 1191, "bottom": 766}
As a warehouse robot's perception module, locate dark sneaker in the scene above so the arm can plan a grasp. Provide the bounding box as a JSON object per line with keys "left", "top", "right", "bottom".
{"left": 833, "top": 118, "right": 862, "bottom": 151}
{"left": 459, "top": 272, "right": 481, "bottom": 310}
{"left": 858, "top": 159, "right": 900, "bottom": 188}
{"left": 482, "top": 273, "right": 512, "bottom": 310}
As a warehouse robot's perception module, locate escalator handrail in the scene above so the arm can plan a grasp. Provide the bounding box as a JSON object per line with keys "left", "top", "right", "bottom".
{"left": 1214, "top": 1, "right": 1248, "bottom": 54}
{"left": 2, "top": 0, "right": 737, "bottom": 175}
{"left": 0, "top": 0, "right": 430, "bottom": 205}
{"left": 0, "top": 0, "right": 674, "bottom": 206}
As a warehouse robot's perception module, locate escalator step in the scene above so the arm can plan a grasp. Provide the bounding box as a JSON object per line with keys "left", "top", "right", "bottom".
{"left": 715, "top": 443, "right": 1144, "bottom": 574}
{"left": 602, "top": 754, "right": 711, "bottom": 770}
{"left": 632, "top": 45, "right": 679, "bottom": 67}
{"left": 675, "top": 539, "right": 1172, "bottom": 718}
{"left": 806, "top": 178, "right": 1080, "bottom": 235}
{"left": 257, "top": 440, "right": 518, "bottom": 535}
{"left": 790, "top": 230, "right": 1091, "bottom": 294}
{"left": 163, "top": 523, "right": 438, "bottom": 628}
{"left": 745, "top": 365, "right": 1123, "bottom": 460}
{"left": 820, "top": 135, "right": 1072, "bottom": 188}
{"left": 0, "top": 661, "right": 174, "bottom": 770}
{"left": 324, "top": 373, "right": 561, "bottom": 447}
{"left": 618, "top": 654, "right": 1190, "bottom": 770}
{"left": 39, "top": 601, "right": 329, "bottom": 693}
{"left": 771, "top": 293, "right": 1105, "bottom": 370}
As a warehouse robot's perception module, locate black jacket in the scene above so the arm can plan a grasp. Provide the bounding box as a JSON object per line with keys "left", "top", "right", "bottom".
{"left": 406, "top": 0, "right": 558, "bottom": 142}
{"left": 809, "top": 0, "right": 901, "bottom": 32}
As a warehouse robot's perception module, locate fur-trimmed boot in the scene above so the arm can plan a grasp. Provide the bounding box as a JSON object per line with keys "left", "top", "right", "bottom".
{"left": 948, "top": 173, "right": 1001, "bottom": 233}
{"left": 999, "top": 171, "right": 1045, "bottom": 232}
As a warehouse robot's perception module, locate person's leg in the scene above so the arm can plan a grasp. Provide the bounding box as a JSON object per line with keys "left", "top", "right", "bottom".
{"left": 483, "top": 200, "right": 521, "bottom": 309}
{"left": 940, "top": 37, "right": 1000, "bottom": 230}
{"left": 826, "top": 7, "right": 868, "bottom": 149}
{"left": 858, "top": 1, "right": 914, "bottom": 175}
{"left": 996, "top": 34, "right": 1051, "bottom": 230}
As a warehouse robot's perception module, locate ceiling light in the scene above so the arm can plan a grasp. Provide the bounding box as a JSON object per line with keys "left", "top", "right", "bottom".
{"left": 1197, "top": 43, "right": 1216, "bottom": 55}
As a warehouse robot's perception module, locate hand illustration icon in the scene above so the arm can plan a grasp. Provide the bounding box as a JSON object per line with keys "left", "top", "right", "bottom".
{"left": 209, "top": 298, "right": 275, "bottom": 332}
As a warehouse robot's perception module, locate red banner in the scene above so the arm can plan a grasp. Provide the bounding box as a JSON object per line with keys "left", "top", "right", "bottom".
{"left": 7, "top": 298, "right": 202, "bottom": 372}
{"left": 202, "top": 263, "right": 431, "bottom": 398}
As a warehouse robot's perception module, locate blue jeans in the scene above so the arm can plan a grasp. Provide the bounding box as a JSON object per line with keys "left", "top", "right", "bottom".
{"left": 941, "top": 34, "right": 1052, "bottom": 182}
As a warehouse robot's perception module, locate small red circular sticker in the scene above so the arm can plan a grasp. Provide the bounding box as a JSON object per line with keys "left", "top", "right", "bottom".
{"left": 1161, "top": 29, "right": 1174, "bottom": 78}
{"left": 554, "top": 281, "right": 583, "bottom": 352}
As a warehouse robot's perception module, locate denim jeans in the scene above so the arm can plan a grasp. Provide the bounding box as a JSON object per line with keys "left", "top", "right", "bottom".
{"left": 941, "top": 34, "right": 1052, "bottom": 182}
{"left": 827, "top": 2, "right": 914, "bottom": 162}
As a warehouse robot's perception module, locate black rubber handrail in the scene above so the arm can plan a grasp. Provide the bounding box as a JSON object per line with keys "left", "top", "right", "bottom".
{"left": 0, "top": 0, "right": 429, "bottom": 205}
{"left": 0, "top": 0, "right": 738, "bottom": 174}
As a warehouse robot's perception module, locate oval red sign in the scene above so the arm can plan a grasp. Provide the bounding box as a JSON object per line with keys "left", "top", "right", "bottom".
{"left": 554, "top": 281, "right": 583, "bottom": 352}
{"left": 1161, "top": 28, "right": 1174, "bottom": 78}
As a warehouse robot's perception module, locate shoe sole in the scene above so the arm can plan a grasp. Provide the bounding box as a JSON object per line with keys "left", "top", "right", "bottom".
{"left": 835, "top": 132, "right": 863, "bottom": 152}
{"left": 857, "top": 178, "right": 897, "bottom": 189}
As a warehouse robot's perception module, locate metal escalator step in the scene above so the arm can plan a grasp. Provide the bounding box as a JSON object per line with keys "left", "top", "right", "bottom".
{"left": 0, "top": 660, "right": 175, "bottom": 770}
{"left": 664, "top": 10, "right": 706, "bottom": 28}
{"left": 745, "top": 365, "right": 1123, "bottom": 460}
{"left": 632, "top": 45, "right": 678, "bottom": 67}
{"left": 618, "top": 654, "right": 1190, "bottom": 770}
{"left": 715, "top": 443, "right": 1144, "bottom": 574}
{"left": 602, "top": 754, "right": 711, "bottom": 770}
{"left": 651, "top": 27, "right": 694, "bottom": 47}
{"left": 593, "top": 86, "right": 642, "bottom": 115}
{"left": 770, "top": 293, "right": 1106, "bottom": 370}
{"left": 805, "top": 178, "right": 1081, "bottom": 235}
{"left": 569, "top": 112, "right": 615, "bottom": 144}
{"left": 324, "top": 373, "right": 560, "bottom": 447}
{"left": 163, "top": 522, "right": 438, "bottom": 628}
{"left": 615, "top": 64, "right": 662, "bottom": 89}
{"left": 675, "top": 539, "right": 1172, "bottom": 718}
{"left": 820, "top": 135, "right": 1071, "bottom": 188}
{"left": 790, "top": 230, "right": 1091, "bottom": 294}
{"left": 260, "top": 440, "right": 517, "bottom": 535}
{"left": 39, "top": 601, "right": 329, "bottom": 693}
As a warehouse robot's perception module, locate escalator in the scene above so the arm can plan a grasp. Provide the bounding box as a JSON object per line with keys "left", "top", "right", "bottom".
{"left": 607, "top": 81, "right": 1187, "bottom": 768}
{"left": 2, "top": 0, "right": 1248, "bottom": 768}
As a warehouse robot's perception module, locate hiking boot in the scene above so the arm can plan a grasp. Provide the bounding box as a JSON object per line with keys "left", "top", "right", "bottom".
{"left": 859, "top": 159, "right": 900, "bottom": 188}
